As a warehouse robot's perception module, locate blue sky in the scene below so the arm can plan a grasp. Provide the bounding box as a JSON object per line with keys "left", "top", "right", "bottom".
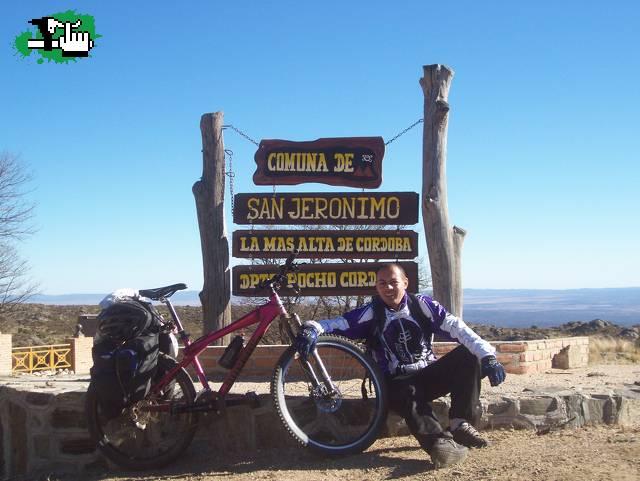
{"left": 1, "top": 1, "right": 638, "bottom": 294}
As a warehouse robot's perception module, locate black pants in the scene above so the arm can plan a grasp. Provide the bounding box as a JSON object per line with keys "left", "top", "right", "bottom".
{"left": 387, "top": 345, "right": 482, "bottom": 451}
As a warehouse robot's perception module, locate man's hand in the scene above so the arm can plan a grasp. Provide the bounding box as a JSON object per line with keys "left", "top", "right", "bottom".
{"left": 481, "top": 355, "right": 506, "bottom": 386}
{"left": 294, "top": 326, "right": 319, "bottom": 361}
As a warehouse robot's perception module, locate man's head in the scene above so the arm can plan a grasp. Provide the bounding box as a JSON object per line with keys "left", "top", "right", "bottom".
{"left": 375, "top": 263, "right": 409, "bottom": 310}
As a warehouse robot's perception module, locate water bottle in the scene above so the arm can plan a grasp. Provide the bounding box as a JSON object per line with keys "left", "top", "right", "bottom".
{"left": 218, "top": 335, "right": 244, "bottom": 369}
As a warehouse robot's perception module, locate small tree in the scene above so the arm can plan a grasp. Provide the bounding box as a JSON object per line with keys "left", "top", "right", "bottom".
{"left": 0, "top": 152, "right": 37, "bottom": 315}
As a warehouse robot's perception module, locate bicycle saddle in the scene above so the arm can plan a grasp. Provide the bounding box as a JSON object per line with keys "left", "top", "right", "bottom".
{"left": 139, "top": 283, "right": 187, "bottom": 300}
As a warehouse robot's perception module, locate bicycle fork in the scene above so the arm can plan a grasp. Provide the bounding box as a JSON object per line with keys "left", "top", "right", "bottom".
{"left": 280, "top": 313, "right": 338, "bottom": 396}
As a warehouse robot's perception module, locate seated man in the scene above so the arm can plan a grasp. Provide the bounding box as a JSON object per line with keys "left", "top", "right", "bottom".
{"left": 295, "top": 263, "right": 506, "bottom": 468}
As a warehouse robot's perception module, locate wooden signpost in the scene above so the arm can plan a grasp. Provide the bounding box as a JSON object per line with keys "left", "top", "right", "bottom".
{"left": 232, "top": 229, "right": 418, "bottom": 259}
{"left": 232, "top": 261, "right": 418, "bottom": 297}
{"left": 253, "top": 137, "right": 385, "bottom": 188}
{"left": 233, "top": 192, "right": 418, "bottom": 225}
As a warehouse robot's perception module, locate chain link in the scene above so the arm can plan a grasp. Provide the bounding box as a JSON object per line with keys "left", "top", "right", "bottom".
{"left": 223, "top": 124, "right": 260, "bottom": 146}
{"left": 224, "top": 149, "right": 235, "bottom": 215}
{"left": 385, "top": 118, "right": 423, "bottom": 146}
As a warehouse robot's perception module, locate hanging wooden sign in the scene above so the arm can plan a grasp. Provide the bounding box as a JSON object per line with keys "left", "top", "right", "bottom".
{"left": 233, "top": 192, "right": 419, "bottom": 225}
{"left": 232, "top": 229, "right": 418, "bottom": 259}
{"left": 232, "top": 261, "right": 419, "bottom": 297}
{"left": 253, "top": 137, "right": 385, "bottom": 188}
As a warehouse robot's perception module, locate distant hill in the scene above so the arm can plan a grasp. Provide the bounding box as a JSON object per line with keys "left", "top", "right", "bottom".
{"left": 28, "top": 287, "right": 640, "bottom": 327}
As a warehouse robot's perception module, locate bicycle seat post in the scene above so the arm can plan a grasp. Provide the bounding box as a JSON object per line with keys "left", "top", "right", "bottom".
{"left": 162, "top": 296, "right": 191, "bottom": 345}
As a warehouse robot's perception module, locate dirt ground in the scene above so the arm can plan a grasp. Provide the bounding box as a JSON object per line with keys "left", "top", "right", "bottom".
{"left": 57, "top": 423, "right": 640, "bottom": 481}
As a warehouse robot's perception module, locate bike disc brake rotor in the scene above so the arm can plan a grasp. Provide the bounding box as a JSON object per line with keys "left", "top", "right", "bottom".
{"left": 311, "top": 384, "right": 342, "bottom": 413}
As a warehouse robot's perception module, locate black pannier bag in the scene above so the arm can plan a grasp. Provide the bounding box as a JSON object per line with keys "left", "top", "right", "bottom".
{"left": 90, "top": 298, "right": 163, "bottom": 418}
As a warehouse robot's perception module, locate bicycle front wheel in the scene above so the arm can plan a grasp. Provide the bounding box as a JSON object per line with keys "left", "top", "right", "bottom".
{"left": 271, "top": 335, "right": 387, "bottom": 455}
{"left": 86, "top": 354, "right": 198, "bottom": 470}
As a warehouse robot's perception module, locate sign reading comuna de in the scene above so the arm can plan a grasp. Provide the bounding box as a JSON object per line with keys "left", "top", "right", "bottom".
{"left": 253, "top": 137, "right": 385, "bottom": 188}
{"left": 232, "top": 262, "right": 418, "bottom": 297}
{"left": 232, "top": 230, "right": 418, "bottom": 259}
{"left": 233, "top": 192, "right": 418, "bottom": 225}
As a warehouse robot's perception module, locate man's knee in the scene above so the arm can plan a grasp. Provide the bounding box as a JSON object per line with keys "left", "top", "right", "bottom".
{"left": 450, "top": 345, "right": 480, "bottom": 370}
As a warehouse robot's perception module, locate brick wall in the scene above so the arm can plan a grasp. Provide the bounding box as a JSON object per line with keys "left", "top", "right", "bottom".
{"left": 68, "top": 337, "right": 94, "bottom": 375}
{"left": 0, "top": 333, "right": 12, "bottom": 375}
{"left": 181, "top": 336, "right": 590, "bottom": 378}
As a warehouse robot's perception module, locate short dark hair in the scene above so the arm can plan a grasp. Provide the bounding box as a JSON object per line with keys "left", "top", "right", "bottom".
{"left": 376, "top": 263, "right": 408, "bottom": 280}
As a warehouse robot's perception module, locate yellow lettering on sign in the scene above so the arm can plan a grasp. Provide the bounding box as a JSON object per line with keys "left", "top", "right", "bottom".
{"left": 239, "top": 273, "right": 272, "bottom": 290}
{"left": 246, "top": 197, "right": 284, "bottom": 221}
{"left": 239, "top": 236, "right": 259, "bottom": 251}
{"left": 337, "top": 237, "right": 354, "bottom": 252}
{"left": 266, "top": 152, "right": 330, "bottom": 172}
{"left": 334, "top": 153, "right": 355, "bottom": 172}
{"left": 286, "top": 272, "right": 337, "bottom": 288}
{"left": 339, "top": 271, "right": 376, "bottom": 288}
{"left": 353, "top": 236, "right": 413, "bottom": 253}
{"left": 248, "top": 196, "right": 406, "bottom": 222}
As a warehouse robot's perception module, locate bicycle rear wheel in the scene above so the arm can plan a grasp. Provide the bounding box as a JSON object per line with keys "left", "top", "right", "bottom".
{"left": 271, "top": 335, "right": 387, "bottom": 455}
{"left": 86, "top": 354, "right": 198, "bottom": 470}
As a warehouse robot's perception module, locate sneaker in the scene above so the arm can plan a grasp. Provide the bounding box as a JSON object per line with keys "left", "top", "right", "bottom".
{"left": 427, "top": 437, "right": 469, "bottom": 469}
{"left": 451, "top": 422, "right": 490, "bottom": 448}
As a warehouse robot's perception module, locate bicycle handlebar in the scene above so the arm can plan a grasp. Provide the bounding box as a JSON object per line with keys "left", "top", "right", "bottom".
{"left": 257, "top": 249, "right": 300, "bottom": 291}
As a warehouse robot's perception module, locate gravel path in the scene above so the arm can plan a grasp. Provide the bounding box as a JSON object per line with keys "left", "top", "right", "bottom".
{"left": 65, "top": 424, "right": 640, "bottom": 481}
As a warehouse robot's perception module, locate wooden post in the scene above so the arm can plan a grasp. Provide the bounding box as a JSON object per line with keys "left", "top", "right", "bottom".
{"left": 419, "top": 64, "right": 466, "bottom": 317}
{"left": 193, "top": 111, "right": 232, "bottom": 342}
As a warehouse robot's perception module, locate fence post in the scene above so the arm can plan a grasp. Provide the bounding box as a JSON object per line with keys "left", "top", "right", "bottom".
{"left": 68, "top": 337, "right": 93, "bottom": 375}
{"left": 0, "top": 332, "right": 12, "bottom": 375}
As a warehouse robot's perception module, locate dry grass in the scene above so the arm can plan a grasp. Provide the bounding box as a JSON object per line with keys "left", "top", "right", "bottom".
{"left": 589, "top": 336, "right": 640, "bottom": 363}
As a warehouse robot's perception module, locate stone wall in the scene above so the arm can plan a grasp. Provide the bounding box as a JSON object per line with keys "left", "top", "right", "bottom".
{"left": 0, "top": 382, "right": 95, "bottom": 479}
{"left": 1, "top": 375, "right": 638, "bottom": 480}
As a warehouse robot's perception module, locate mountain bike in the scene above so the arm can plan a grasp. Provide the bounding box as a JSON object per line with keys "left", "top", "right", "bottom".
{"left": 85, "top": 252, "right": 388, "bottom": 470}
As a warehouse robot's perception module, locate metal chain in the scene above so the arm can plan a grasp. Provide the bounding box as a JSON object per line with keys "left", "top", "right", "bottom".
{"left": 385, "top": 118, "right": 423, "bottom": 146}
{"left": 223, "top": 124, "right": 260, "bottom": 146}
{"left": 224, "top": 149, "right": 235, "bottom": 214}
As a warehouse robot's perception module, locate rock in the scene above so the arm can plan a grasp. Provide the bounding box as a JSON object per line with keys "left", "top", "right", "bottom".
{"left": 590, "top": 319, "right": 612, "bottom": 329}
{"left": 620, "top": 328, "right": 639, "bottom": 340}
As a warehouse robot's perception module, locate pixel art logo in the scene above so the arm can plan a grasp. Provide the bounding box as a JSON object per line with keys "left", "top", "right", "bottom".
{"left": 14, "top": 10, "right": 99, "bottom": 64}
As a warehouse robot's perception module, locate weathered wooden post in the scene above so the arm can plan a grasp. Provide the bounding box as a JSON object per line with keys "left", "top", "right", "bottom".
{"left": 193, "top": 111, "right": 232, "bottom": 342}
{"left": 419, "top": 64, "right": 466, "bottom": 317}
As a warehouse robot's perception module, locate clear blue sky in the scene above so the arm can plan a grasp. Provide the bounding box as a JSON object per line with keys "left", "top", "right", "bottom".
{"left": 1, "top": 1, "right": 638, "bottom": 294}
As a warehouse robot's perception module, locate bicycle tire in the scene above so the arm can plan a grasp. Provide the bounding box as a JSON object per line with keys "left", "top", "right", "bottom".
{"left": 86, "top": 354, "right": 198, "bottom": 470}
{"left": 271, "top": 335, "right": 388, "bottom": 455}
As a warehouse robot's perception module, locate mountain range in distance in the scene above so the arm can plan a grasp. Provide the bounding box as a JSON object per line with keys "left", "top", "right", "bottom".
{"left": 28, "top": 287, "right": 640, "bottom": 328}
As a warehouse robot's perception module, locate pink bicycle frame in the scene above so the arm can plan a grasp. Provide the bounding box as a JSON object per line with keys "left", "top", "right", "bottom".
{"left": 152, "top": 291, "right": 288, "bottom": 397}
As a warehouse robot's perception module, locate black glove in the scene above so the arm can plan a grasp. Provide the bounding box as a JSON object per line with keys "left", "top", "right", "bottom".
{"left": 481, "top": 355, "right": 506, "bottom": 386}
{"left": 294, "top": 326, "right": 318, "bottom": 361}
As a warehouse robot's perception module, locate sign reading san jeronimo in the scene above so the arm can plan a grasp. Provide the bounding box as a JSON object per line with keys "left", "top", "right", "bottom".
{"left": 233, "top": 192, "right": 418, "bottom": 225}
{"left": 253, "top": 137, "right": 385, "bottom": 188}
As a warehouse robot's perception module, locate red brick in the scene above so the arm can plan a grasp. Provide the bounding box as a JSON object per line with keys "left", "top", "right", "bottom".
{"left": 508, "top": 364, "right": 536, "bottom": 374}
{"left": 498, "top": 343, "right": 526, "bottom": 353}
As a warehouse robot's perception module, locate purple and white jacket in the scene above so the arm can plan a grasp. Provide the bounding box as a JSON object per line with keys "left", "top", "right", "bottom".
{"left": 306, "top": 293, "right": 496, "bottom": 377}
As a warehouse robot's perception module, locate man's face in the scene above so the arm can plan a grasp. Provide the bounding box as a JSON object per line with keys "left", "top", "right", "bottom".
{"left": 375, "top": 266, "right": 409, "bottom": 310}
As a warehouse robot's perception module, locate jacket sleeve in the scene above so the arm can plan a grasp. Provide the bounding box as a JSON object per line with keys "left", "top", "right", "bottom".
{"left": 305, "top": 303, "right": 375, "bottom": 340}
{"left": 416, "top": 294, "right": 496, "bottom": 360}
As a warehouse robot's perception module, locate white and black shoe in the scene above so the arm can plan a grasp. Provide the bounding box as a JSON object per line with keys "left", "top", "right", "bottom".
{"left": 450, "top": 422, "right": 490, "bottom": 448}
{"left": 427, "top": 437, "right": 469, "bottom": 468}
